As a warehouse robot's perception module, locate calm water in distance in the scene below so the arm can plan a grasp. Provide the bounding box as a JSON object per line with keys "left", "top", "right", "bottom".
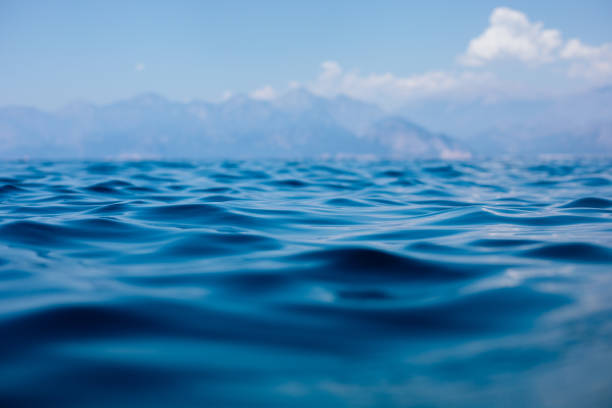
{"left": 0, "top": 159, "right": 611, "bottom": 407}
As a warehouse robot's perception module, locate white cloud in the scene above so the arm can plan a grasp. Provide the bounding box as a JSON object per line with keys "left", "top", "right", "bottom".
{"left": 250, "top": 85, "right": 277, "bottom": 100}
{"left": 288, "top": 80, "right": 301, "bottom": 89}
{"left": 134, "top": 63, "right": 145, "bottom": 72}
{"left": 320, "top": 61, "right": 342, "bottom": 78}
{"left": 561, "top": 39, "right": 601, "bottom": 59}
{"left": 460, "top": 7, "right": 562, "bottom": 66}
{"left": 458, "top": 7, "right": 612, "bottom": 83}
{"left": 561, "top": 39, "right": 612, "bottom": 81}
{"left": 249, "top": 8, "right": 611, "bottom": 108}
{"left": 219, "top": 90, "right": 234, "bottom": 101}
{"left": 306, "top": 61, "right": 500, "bottom": 108}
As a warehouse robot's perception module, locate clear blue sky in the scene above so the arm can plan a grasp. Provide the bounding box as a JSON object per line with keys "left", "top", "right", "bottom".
{"left": 1, "top": 0, "right": 611, "bottom": 109}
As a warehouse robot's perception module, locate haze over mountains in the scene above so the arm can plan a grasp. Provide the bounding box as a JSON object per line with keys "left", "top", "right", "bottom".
{"left": 0, "top": 87, "right": 610, "bottom": 159}
{"left": 401, "top": 86, "right": 612, "bottom": 157}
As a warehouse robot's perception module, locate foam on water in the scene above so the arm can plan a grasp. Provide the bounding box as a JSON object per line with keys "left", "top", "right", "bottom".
{"left": 0, "top": 159, "right": 611, "bottom": 407}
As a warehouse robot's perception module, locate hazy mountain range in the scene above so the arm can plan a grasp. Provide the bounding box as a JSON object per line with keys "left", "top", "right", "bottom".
{"left": 401, "top": 86, "right": 612, "bottom": 157}
{"left": 0, "top": 87, "right": 610, "bottom": 159}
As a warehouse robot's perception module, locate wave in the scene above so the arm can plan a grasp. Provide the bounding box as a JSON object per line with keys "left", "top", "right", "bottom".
{"left": 0, "top": 158, "right": 611, "bottom": 407}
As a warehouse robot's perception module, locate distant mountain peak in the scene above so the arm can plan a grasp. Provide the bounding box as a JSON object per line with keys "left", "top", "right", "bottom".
{"left": 0, "top": 91, "right": 466, "bottom": 159}
{"left": 369, "top": 116, "right": 424, "bottom": 131}
{"left": 125, "top": 92, "right": 170, "bottom": 106}
{"left": 274, "top": 88, "right": 322, "bottom": 109}
{"left": 364, "top": 116, "right": 470, "bottom": 159}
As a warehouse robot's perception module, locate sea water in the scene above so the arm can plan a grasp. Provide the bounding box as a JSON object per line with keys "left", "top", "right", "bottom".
{"left": 0, "top": 159, "right": 611, "bottom": 407}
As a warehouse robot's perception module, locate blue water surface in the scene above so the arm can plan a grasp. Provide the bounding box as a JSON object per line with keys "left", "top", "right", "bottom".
{"left": 0, "top": 159, "right": 611, "bottom": 407}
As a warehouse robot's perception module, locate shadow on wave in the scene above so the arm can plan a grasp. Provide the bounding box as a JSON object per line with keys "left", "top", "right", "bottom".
{"left": 289, "top": 246, "right": 500, "bottom": 283}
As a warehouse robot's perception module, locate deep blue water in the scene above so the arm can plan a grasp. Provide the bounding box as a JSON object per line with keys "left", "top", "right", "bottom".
{"left": 1, "top": 159, "right": 611, "bottom": 407}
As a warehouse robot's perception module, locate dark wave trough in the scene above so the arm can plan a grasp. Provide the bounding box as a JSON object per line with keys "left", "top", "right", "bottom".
{"left": 0, "top": 159, "right": 611, "bottom": 407}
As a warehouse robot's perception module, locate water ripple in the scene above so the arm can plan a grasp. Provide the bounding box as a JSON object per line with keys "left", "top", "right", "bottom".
{"left": 0, "top": 159, "right": 611, "bottom": 407}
